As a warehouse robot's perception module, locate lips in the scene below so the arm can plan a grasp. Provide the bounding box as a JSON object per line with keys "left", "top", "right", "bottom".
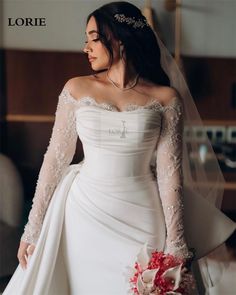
{"left": 88, "top": 57, "right": 97, "bottom": 62}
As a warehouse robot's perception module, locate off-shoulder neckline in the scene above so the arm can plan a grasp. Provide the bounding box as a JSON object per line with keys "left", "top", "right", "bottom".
{"left": 59, "top": 87, "right": 180, "bottom": 113}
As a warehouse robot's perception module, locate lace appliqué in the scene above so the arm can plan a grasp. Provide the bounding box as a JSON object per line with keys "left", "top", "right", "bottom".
{"left": 20, "top": 90, "right": 80, "bottom": 245}
{"left": 155, "top": 97, "right": 192, "bottom": 260}
{"left": 61, "top": 88, "right": 164, "bottom": 113}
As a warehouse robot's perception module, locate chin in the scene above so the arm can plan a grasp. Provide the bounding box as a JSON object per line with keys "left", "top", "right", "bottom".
{"left": 91, "top": 63, "right": 108, "bottom": 72}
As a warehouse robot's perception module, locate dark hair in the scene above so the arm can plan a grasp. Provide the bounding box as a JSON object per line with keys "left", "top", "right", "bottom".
{"left": 86, "top": 1, "right": 170, "bottom": 86}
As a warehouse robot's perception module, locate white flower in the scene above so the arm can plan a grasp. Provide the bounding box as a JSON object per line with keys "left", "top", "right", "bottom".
{"left": 129, "top": 242, "right": 183, "bottom": 295}
{"left": 136, "top": 242, "right": 150, "bottom": 269}
{"left": 137, "top": 268, "right": 160, "bottom": 294}
{"left": 162, "top": 264, "right": 182, "bottom": 291}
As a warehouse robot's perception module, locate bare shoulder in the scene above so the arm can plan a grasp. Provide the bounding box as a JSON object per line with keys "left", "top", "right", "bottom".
{"left": 139, "top": 78, "right": 181, "bottom": 106}
{"left": 152, "top": 85, "right": 181, "bottom": 107}
{"left": 63, "top": 75, "right": 94, "bottom": 100}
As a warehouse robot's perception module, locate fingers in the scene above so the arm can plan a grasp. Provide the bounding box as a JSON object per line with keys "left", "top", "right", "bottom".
{"left": 27, "top": 244, "right": 35, "bottom": 256}
{"left": 17, "top": 251, "right": 28, "bottom": 270}
{"left": 17, "top": 256, "right": 27, "bottom": 269}
{"left": 17, "top": 241, "right": 35, "bottom": 270}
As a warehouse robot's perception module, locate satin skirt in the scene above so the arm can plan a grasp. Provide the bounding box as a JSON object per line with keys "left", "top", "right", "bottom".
{"left": 3, "top": 163, "right": 236, "bottom": 295}
{"left": 3, "top": 164, "right": 166, "bottom": 295}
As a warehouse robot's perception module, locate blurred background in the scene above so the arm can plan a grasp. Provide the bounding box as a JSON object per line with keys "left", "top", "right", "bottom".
{"left": 0, "top": 0, "right": 235, "bottom": 293}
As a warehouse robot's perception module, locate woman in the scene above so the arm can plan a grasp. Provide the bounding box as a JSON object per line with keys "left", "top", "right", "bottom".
{"left": 3, "top": 1, "right": 236, "bottom": 294}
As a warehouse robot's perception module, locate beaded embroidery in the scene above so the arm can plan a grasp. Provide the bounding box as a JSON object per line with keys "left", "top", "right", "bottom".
{"left": 21, "top": 86, "right": 190, "bottom": 260}
{"left": 154, "top": 97, "right": 192, "bottom": 259}
{"left": 61, "top": 88, "right": 165, "bottom": 113}
{"left": 76, "top": 96, "right": 164, "bottom": 112}
{"left": 114, "top": 13, "right": 150, "bottom": 29}
{"left": 20, "top": 92, "right": 79, "bottom": 245}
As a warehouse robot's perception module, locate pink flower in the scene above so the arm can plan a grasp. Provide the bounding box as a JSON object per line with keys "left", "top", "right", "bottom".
{"left": 124, "top": 242, "right": 195, "bottom": 295}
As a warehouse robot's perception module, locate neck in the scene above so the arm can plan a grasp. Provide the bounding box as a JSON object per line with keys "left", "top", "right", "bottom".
{"left": 106, "top": 60, "right": 138, "bottom": 89}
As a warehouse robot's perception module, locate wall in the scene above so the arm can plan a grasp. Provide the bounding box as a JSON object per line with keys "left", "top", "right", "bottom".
{"left": 0, "top": 0, "right": 235, "bottom": 211}
{"left": 0, "top": 0, "right": 235, "bottom": 57}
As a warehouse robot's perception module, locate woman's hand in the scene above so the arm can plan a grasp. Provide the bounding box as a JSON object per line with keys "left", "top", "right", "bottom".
{"left": 17, "top": 240, "right": 35, "bottom": 270}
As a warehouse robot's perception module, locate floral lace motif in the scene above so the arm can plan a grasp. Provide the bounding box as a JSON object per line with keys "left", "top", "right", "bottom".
{"left": 20, "top": 90, "right": 80, "bottom": 245}
{"left": 155, "top": 97, "right": 192, "bottom": 260}
{"left": 20, "top": 87, "right": 189, "bottom": 256}
{"left": 61, "top": 88, "right": 164, "bottom": 113}
{"left": 20, "top": 87, "right": 165, "bottom": 245}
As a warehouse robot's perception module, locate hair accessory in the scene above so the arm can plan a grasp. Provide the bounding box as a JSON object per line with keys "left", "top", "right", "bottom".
{"left": 114, "top": 13, "right": 150, "bottom": 29}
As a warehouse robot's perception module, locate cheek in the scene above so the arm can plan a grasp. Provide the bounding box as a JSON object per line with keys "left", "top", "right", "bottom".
{"left": 98, "top": 44, "right": 108, "bottom": 55}
{"left": 98, "top": 46, "right": 110, "bottom": 62}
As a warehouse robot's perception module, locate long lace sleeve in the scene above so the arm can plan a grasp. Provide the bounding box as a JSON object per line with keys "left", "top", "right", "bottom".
{"left": 20, "top": 88, "right": 78, "bottom": 245}
{"left": 156, "top": 96, "right": 192, "bottom": 260}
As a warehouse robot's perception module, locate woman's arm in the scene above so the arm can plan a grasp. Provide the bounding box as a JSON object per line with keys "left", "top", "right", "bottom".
{"left": 20, "top": 85, "right": 78, "bottom": 246}
{"left": 156, "top": 93, "right": 192, "bottom": 260}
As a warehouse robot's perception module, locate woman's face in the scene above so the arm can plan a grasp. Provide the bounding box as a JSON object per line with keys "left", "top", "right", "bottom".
{"left": 83, "top": 16, "right": 119, "bottom": 71}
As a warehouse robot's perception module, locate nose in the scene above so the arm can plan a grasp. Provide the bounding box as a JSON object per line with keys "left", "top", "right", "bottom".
{"left": 83, "top": 43, "right": 91, "bottom": 54}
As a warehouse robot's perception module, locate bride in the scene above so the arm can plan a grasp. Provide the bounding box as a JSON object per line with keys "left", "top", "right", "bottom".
{"left": 3, "top": 1, "right": 236, "bottom": 294}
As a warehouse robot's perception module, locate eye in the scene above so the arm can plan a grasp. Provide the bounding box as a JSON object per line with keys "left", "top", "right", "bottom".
{"left": 84, "top": 38, "right": 100, "bottom": 44}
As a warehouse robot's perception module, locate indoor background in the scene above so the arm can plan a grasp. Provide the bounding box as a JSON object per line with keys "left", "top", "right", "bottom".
{"left": 0, "top": 0, "right": 235, "bottom": 293}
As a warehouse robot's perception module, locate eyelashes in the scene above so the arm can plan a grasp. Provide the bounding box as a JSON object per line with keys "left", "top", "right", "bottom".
{"left": 84, "top": 38, "right": 100, "bottom": 44}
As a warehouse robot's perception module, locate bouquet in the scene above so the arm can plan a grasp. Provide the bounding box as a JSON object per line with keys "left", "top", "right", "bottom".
{"left": 124, "top": 242, "right": 196, "bottom": 295}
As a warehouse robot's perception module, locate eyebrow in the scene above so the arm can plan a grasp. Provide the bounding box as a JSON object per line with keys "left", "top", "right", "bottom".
{"left": 85, "top": 30, "right": 99, "bottom": 35}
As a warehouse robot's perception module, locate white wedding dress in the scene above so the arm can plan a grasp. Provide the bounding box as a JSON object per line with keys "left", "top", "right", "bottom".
{"left": 3, "top": 87, "right": 236, "bottom": 295}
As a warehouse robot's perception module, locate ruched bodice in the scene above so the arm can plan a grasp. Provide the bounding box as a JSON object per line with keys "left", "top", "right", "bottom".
{"left": 19, "top": 86, "right": 195, "bottom": 261}
{"left": 75, "top": 106, "right": 162, "bottom": 178}
{"left": 4, "top": 86, "right": 236, "bottom": 295}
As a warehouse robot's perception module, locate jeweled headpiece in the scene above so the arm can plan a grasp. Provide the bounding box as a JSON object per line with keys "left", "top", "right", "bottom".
{"left": 113, "top": 13, "right": 150, "bottom": 29}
